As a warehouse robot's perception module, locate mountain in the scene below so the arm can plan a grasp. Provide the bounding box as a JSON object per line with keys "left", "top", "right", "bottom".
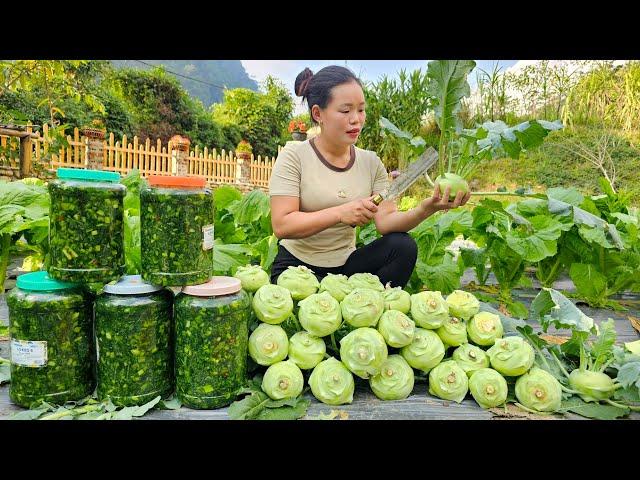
{"left": 110, "top": 60, "right": 259, "bottom": 108}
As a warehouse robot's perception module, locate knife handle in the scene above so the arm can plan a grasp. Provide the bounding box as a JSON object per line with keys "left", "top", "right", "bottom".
{"left": 350, "top": 193, "right": 385, "bottom": 228}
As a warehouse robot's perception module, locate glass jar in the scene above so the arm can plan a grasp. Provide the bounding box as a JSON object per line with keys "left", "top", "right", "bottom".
{"left": 140, "top": 176, "right": 214, "bottom": 287}
{"left": 48, "top": 168, "right": 126, "bottom": 283}
{"left": 6, "top": 271, "right": 94, "bottom": 408}
{"left": 95, "top": 275, "right": 174, "bottom": 406}
{"left": 174, "top": 277, "right": 250, "bottom": 409}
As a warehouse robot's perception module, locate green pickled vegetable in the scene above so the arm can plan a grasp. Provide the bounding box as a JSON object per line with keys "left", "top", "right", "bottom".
{"left": 7, "top": 287, "right": 94, "bottom": 408}
{"left": 95, "top": 289, "right": 174, "bottom": 406}
{"left": 174, "top": 290, "right": 250, "bottom": 409}
{"left": 48, "top": 179, "right": 126, "bottom": 283}
{"left": 141, "top": 185, "right": 214, "bottom": 286}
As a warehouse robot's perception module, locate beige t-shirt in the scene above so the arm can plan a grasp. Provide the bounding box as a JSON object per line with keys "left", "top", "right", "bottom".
{"left": 269, "top": 138, "right": 389, "bottom": 267}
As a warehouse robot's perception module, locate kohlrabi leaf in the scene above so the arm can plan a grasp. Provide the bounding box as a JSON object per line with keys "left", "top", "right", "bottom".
{"left": 530, "top": 288, "right": 595, "bottom": 333}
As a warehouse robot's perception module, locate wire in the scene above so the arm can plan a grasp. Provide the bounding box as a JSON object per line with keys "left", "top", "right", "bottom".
{"left": 133, "top": 60, "right": 227, "bottom": 90}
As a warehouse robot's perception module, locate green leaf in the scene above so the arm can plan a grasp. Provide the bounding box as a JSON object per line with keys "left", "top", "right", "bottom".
{"left": 158, "top": 396, "right": 182, "bottom": 410}
{"left": 558, "top": 397, "right": 629, "bottom": 419}
{"left": 228, "top": 391, "right": 271, "bottom": 420}
{"left": 10, "top": 405, "right": 52, "bottom": 420}
{"left": 214, "top": 185, "right": 243, "bottom": 212}
{"left": 459, "top": 247, "right": 488, "bottom": 284}
{"left": 569, "top": 263, "right": 608, "bottom": 306}
{"left": 415, "top": 254, "right": 462, "bottom": 294}
{"left": 213, "top": 241, "right": 254, "bottom": 275}
{"left": 617, "top": 362, "right": 640, "bottom": 390}
{"left": 254, "top": 398, "right": 310, "bottom": 420}
{"left": 530, "top": 288, "right": 594, "bottom": 333}
{"left": 255, "top": 234, "right": 279, "bottom": 272}
{"left": 427, "top": 60, "right": 476, "bottom": 134}
{"left": 0, "top": 356, "right": 10, "bottom": 384}
{"left": 228, "top": 189, "right": 270, "bottom": 226}
{"left": 379, "top": 117, "right": 413, "bottom": 140}
{"left": 547, "top": 187, "right": 584, "bottom": 207}
{"left": 505, "top": 215, "right": 563, "bottom": 262}
{"left": 590, "top": 318, "right": 617, "bottom": 371}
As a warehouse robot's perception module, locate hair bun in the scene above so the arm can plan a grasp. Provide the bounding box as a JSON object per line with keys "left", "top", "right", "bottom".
{"left": 294, "top": 67, "right": 314, "bottom": 97}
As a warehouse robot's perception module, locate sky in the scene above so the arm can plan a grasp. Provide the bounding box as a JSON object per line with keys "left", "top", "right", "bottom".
{"left": 241, "top": 60, "right": 520, "bottom": 115}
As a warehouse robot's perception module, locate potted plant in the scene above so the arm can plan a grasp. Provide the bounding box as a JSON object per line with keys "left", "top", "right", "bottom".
{"left": 236, "top": 139, "right": 253, "bottom": 160}
{"left": 81, "top": 118, "right": 106, "bottom": 139}
{"left": 288, "top": 120, "right": 308, "bottom": 141}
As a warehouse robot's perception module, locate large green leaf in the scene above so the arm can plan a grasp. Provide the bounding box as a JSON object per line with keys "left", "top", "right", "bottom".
{"left": 547, "top": 187, "right": 584, "bottom": 207}
{"left": 505, "top": 215, "right": 563, "bottom": 262}
{"left": 228, "top": 391, "right": 272, "bottom": 420}
{"left": 255, "top": 234, "right": 278, "bottom": 272}
{"left": 255, "top": 398, "right": 310, "bottom": 420}
{"left": 427, "top": 60, "right": 476, "bottom": 134}
{"left": 415, "top": 254, "right": 462, "bottom": 294}
{"left": 617, "top": 362, "right": 640, "bottom": 390}
{"left": 530, "top": 288, "right": 594, "bottom": 333}
{"left": 473, "top": 119, "right": 562, "bottom": 159}
{"left": 569, "top": 263, "right": 608, "bottom": 306}
{"left": 213, "top": 241, "right": 254, "bottom": 275}
{"left": 558, "top": 397, "right": 629, "bottom": 419}
{"left": 228, "top": 189, "right": 270, "bottom": 225}
{"left": 590, "top": 318, "right": 617, "bottom": 371}
{"left": 214, "top": 185, "right": 243, "bottom": 212}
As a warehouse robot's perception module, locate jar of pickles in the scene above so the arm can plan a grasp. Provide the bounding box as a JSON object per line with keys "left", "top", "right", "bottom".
{"left": 140, "top": 176, "right": 214, "bottom": 287}
{"left": 6, "top": 271, "right": 94, "bottom": 408}
{"left": 95, "top": 275, "right": 174, "bottom": 406}
{"left": 174, "top": 277, "right": 250, "bottom": 409}
{"left": 48, "top": 168, "right": 126, "bottom": 283}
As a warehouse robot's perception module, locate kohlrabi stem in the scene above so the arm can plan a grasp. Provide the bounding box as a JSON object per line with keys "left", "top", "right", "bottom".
{"left": 514, "top": 402, "right": 553, "bottom": 416}
{"left": 541, "top": 256, "right": 562, "bottom": 287}
{"left": 469, "top": 191, "right": 538, "bottom": 197}
{"left": 549, "top": 350, "right": 571, "bottom": 379}
{"left": 605, "top": 399, "right": 640, "bottom": 412}
{"left": 330, "top": 333, "right": 338, "bottom": 352}
{"left": 424, "top": 172, "right": 435, "bottom": 187}
{"left": 560, "top": 384, "right": 580, "bottom": 395}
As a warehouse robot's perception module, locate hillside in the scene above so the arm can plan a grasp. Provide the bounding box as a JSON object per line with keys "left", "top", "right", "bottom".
{"left": 110, "top": 60, "right": 259, "bottom": 108}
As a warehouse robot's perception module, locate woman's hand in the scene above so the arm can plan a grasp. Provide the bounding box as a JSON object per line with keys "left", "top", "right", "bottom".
{"left": 339, "top": 196, "right": 379, "bottom": 227}
{"left": 420, "top": 184, "right": 471, "bottom": 216}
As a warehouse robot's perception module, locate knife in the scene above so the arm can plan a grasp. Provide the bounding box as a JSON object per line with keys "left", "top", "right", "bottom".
{"left": 350, "top": 147, "right": 439, "bottom": 227}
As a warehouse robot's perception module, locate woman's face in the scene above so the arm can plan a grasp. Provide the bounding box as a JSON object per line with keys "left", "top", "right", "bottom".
{"left": 313, "top": 80, "right": 366, "bottom": 146}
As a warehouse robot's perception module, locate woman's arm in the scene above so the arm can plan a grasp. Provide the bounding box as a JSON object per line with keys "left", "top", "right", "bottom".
{"left": 271, "top": 196, "right": 379, "bottom": 239}
{"left": 374, "top": 184, "right": 471, "bottom": 235}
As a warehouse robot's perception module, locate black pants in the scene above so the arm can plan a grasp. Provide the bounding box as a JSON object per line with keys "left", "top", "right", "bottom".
{"left": 270, "top": 232, "right": 418, "bottom": 289}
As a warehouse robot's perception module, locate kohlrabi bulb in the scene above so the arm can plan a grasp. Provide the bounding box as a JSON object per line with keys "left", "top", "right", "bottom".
{"left": 234, "top": 264, "right": 270, "bottom": 292}
{"left": 452, "top": 343, "right": 490, "bottom": 377}
{"left": 568, "top": 369, "right": 619, "bottom": 403}
{"left": 339, "top": 327, "right": 388, "bottom": 379}
{"left": 436, "top": 316, "right": 468, "bottom": 347}
{"left": 248, "top": 323, "right": 289, "bottom": 366}
{"left": 468, "top": 311, "right": 504, "bottom": 346}
{"left": 382, "top": 286, "right": 411, "bottom": 314}
{"left": 515, "top": 367, "right": 562, "bottom": 412}
{"left": 445, "top": 290, "right": 480, "bottom": 320}
{"left": 434, "top": 172, "right": 469, "bottom": 200}
{"left": 277, "top": 265, "right": 320, "bottom": 300}
{"left": 428, "top": 360, "right": 469, "bottom": 403}
{"left": 288, "top": 331, "right": 326, "bottom": 370}
{"left": 319, "top": 273, "right": 353, "bottom": 302}
{"left": 340, "top": 288, "right": 385, "bottom": 328}
{"left": 309, "top": 357, "right": 355, "bottom": 405}
{"left": 252, "top": 284, "right": 294, "bottom": 325}
{"left": 348, "top": 272, "right": 385, "bottom": 292}
{"left": 468, "top": 368, "right": 508, "bottom": 409}
{"left": 487, "top": 336, "right": 535, "bottom": 377}
{"left": 410, "top": 291, "right": 449, "bottom": 329}
{"left": 298, "top": 291, "right": 342, "bottom": 337}
{"left": 377, "top": 310, "right": 416, "bottom": 348}
{"left": 369, "top": 355, "right": 415, "bottom": 401}
{"left": 400, "top": 328, "right": 445, "bottom": 373}
{"left": 261, "top": 360, "right": 304, "bottom": 400}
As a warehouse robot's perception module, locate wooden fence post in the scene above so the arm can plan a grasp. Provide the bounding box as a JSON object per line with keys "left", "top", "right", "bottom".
{"left": 19, "top": 127, "right": 33, "bottom": 178}
{"left": 82, "top": 127, "right": 106, "bottom": 170}
{"left": 171, "top": 135, "right": 190, "bottom": 175}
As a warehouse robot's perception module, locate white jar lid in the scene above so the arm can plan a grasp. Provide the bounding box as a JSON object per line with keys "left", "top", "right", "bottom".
{"left": 103, "top": 275, "right": 164, "bottom": 295}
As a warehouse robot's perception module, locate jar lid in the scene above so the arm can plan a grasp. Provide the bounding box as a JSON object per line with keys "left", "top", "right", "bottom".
{"left": 147, "top": 175, "right": 206, "bottom": 188}
{"left": 103, "top": 275, "right": 164, "bottom": 295}
{"left": 182, "top": 276, "right": 242, "bottom": 296}
{"left": 57, "top": 167, "right": 120, "bottom": 183}
{"left": 16, "top": 270, "right": 78, "bottom": 291}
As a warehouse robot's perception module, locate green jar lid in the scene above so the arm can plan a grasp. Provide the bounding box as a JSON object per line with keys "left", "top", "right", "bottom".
{"left": 57, "top": 167, "right": 120, "bottom": 183}
{"left": 16, "top": 270, "right": 78, "bottom": 291}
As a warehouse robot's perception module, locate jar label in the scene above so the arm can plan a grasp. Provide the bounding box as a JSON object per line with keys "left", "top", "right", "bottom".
{"left": 11, "top": 339, "right": 48, "bottom": 367}
{"left": 202, "top": 224, "right": 214, "bottom": 251}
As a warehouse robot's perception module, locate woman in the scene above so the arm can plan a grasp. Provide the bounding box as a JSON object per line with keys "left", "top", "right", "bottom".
{"left": 269, "top": 65, "right": 470, "bottom": 288}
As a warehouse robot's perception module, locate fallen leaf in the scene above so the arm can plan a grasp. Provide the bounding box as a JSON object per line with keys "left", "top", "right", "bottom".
{"left": 540, "top": 334, "right": 570, "bottom": 345}
{"left": 628, "top": 316, "right": 640, "bottom": 335}
{"left": 489, "top": 403, "right": 560, "bottom": 420}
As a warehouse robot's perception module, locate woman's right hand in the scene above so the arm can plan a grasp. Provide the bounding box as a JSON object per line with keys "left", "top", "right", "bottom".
{"left": 338, "top": 196, "right": 379, "bottom": 227}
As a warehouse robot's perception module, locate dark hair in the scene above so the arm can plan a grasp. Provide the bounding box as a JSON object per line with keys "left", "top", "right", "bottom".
{"left": 294, "top": 65, "right": 363, "bottom": 124}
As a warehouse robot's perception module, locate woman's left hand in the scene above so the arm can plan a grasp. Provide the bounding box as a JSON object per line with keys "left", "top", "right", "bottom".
{"left": 420, "top": 184, "right": 471, "bottom": 215}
